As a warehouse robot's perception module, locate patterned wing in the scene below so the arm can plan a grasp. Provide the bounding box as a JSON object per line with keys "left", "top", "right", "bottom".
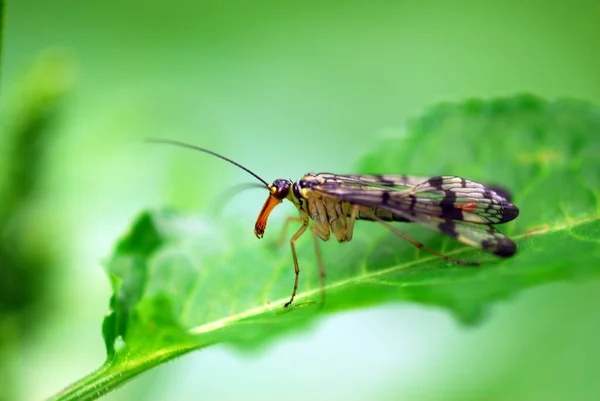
{"left": 402, "top": 176, "right": 518, "bottom": 224}
{"left": 402, "top": 213, "right": 517, "bottom": 257}
{"left": 306, "top": 174, "right": 519, "bottom": 257}
{"left": 311, "top": 174, "right": 519, "bottom": 225}
{"left": 316, "top": 173, "right": 429, "bottom": 190}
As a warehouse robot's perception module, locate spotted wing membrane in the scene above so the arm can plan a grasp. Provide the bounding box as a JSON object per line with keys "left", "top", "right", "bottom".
{"left": 308, "top": 174, "right": 519, "bottom": 257}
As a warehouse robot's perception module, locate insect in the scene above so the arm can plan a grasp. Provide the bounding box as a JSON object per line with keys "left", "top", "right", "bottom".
{"left": 150, "top": 138, "right": 519, "bottom": 308}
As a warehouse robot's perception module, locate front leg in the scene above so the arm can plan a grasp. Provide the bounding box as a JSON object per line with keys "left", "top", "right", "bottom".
{"left": 278, "top": 216, "right": 304, "bottom": 248}
{"left": 284, "top": 220, "right": 309, "bottom": 308}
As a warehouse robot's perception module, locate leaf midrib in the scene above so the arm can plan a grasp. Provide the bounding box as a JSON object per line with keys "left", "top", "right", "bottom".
{"left": 188, "top": 214, "right": 599, "bottom": 336}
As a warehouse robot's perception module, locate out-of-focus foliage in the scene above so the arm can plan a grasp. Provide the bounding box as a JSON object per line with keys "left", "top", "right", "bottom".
{"left": 0, "top": 44, "right": 74, "bottom": 401}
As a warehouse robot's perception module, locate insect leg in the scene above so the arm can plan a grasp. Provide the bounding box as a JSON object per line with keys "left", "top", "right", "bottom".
{"left": 309, "top": 226, "right": 326, "bottom": 305}
{"left": 345, "top": 205, "right": 360, "bottom": 241}
{"left": 285, "top": 221, "right": 309, "bottom": 308}
{"left": 364, "top": 209, "right": 479, "bottom": 267}
{"left": 278, "top": 216, "right": 304, "bottom": 248}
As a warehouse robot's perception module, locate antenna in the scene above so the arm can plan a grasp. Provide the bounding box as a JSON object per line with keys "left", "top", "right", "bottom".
{"left": 146, "top": 138, "right": 269, "bottom": 187}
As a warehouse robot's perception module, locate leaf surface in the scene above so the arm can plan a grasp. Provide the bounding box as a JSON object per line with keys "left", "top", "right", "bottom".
{"left": 52, "top": 95, "right": 600, "bottom": 401}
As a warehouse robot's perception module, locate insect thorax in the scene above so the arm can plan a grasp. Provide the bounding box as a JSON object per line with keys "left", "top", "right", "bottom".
{"left": 286, "top": 173, "right": 412, "bottom": 243}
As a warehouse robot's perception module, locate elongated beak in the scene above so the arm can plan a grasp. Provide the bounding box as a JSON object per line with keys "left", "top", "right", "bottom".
{"left": 254, "top": 194, "right": 282, "bottom": 238}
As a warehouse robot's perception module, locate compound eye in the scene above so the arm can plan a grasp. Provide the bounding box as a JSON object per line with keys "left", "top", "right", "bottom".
{"left": 271, "top": 179, "right": 290, "bottom": 200}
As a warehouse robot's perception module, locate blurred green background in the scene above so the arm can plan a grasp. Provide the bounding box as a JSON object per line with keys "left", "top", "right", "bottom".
{"left": 1, "top": 1, "right": 600, "bottom": 400}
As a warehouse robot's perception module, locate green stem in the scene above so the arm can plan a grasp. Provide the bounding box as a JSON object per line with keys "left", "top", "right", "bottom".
{"left": 48, "top": 344, "right": 204, "bottom": 401}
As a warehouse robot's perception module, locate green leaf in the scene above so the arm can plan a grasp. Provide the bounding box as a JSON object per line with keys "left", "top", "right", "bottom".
{"left": 51, "top": 95, "right": 600, "bottom": 401}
